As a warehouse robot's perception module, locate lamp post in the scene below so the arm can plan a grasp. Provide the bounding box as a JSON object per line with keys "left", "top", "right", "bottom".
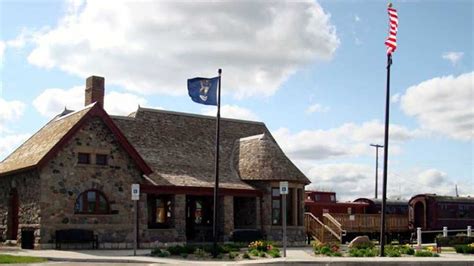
{"left": 370, "top": 144, "right": 383, "bottom": 199}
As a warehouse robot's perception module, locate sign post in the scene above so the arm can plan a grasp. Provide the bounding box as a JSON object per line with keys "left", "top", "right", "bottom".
{"left": 280, "top": 181, "right": 288, "bottom": 258}
{"left": 131, "top": 184, "right": 140, "bottom": 256}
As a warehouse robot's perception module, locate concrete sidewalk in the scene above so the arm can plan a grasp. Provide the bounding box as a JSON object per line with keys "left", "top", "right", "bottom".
{"left": 1, "top": 247, "right": 473, "bottom": 265}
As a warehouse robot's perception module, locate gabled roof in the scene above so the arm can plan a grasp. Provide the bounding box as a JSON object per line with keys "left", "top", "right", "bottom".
{"left": 0, "top": 103, "right": 152, "bottom": 176}
{"left": 112, "top": 107, "right": 310, "bottom": 190}
{"left": 233, "top": 133, "right": 310, "bottom": 184}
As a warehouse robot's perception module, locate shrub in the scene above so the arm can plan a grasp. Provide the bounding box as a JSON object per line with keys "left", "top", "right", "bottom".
{"left": 400, "top": 245, "right": 415, "bottom": 255}
{"left": 349, "top": 247, "right": 378, "bottom": 257}
{"left": 150, "top": 248, "right": 170, "bottom": 257}
{"left": 258, "top": 251, "right": 266, "bottom": 257}
{"left": 250, "top": 249, "right": 259, "bottom": 257}
{"left": 180, "top": 253, "right": 188, "bottom": 258}
{"left": 167, "top": 244, "right": 196, "bottom": 255}
{"left": 193, "top": 248, "right": 207, "bottom": 259}
{"left": 415, "top": 250, "right": 437, "bottom": 257}
{"left": 268, "top": 249, "right": 281, "bottom": 258}
{"left": 228, "top": 252, "right": 237, "bottom": 260}
{"left": 436, "top": 236, "right": 473, "bottom": 247}
{"left": 454, "top": 244, "right": 474, "bottom": 254}
{"left": 386, "top": 249, "right": 401, "bottom": 257}
{"left": 243, "top": 252, "right": 250, "bottom": 259}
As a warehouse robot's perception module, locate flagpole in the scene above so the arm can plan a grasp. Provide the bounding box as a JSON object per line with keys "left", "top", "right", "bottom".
{"left": 380, "top": 52, "right": 392, "bottom": 257}
{"left": 212, "top": 68, "right": 222, "bottom": 258}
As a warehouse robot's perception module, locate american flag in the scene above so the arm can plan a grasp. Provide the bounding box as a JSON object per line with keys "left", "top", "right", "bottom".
{"left": 385, "top": 4, "right": 398, "bottom": 55}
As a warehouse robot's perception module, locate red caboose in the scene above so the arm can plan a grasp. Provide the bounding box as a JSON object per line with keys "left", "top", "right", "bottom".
{"left": 305, "top": 191, "right": 368, "bottom": 219}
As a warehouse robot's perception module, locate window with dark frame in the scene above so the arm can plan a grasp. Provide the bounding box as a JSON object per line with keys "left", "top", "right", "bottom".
{"left": 96, "top": 154, "right": 108, "bottom": 165}
{"left": 78, "top": 153, "right": 90, "bottom": 164}
{"left": 148, "top": 195, "right": 173, "bottom": 229}
{"left": 271, "top": 188, "right": 281, "bottom": 225}
{"left": 74, "top": 189, "right": 110, "bottom": 214}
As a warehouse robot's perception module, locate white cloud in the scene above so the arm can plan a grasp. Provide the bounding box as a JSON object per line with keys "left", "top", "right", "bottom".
{"left": 391, "top": 93, "right": 400, "bottom": 103}
{"left": 202, "top": 104, "right": 259, "bottom": 121}
{"left": 27, "top": 0, "right": 339, "bottom": 98}
{"left": 273, "top": 120, "right": 418, "bottom": 161}
{"left": 304, "top": 164, "right": 471, "bottom": 201}
{"left": 306, "top": 103, "right": 329, "bottom": 114}
{"left": 0, "top": 98, "right": 26, "bottom": 124}
{"left": 33, "top": 86, "right": 149, "bottom": 117}
{"left": 0, "top": 133, "right": 31, "bottom": 161}
{"left": 400, "top": 72, "right": 473, "bottom": 141}
{"left": 442, "top": 51, "right": 464, "bottom": 65}
{"left": 0, "top": 41, "right": 5, "bottom": 67}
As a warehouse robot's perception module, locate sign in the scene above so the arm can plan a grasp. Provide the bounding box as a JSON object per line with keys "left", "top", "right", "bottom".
{"left": 349, "top": 215, "right": 355, "bottom": 221}
{"left": 279, "top": 181, "right": 289, "bottom": 195}
{"left": 131, "top": 184, "right": 140, "bottom": 201}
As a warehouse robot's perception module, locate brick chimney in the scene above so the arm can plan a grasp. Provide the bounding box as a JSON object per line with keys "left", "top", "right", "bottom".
{"left": 85, "top": 76, "right": 104, "bottom": 107}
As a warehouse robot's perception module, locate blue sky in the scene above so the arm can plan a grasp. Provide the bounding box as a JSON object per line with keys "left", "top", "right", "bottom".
{"left": 1, "top": 0, "right": 472, "bottom": 200}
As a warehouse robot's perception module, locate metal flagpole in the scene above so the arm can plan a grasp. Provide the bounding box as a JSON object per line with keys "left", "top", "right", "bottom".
{"left": 212, "top": 68, "right": 222, "bottom": 258}
{"left": 380, "top": 53, "right": 392, "bottom": 257}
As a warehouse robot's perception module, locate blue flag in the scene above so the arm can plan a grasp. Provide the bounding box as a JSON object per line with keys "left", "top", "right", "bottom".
{"left": 187, "top": 77, "right": 219, "bottom": 106}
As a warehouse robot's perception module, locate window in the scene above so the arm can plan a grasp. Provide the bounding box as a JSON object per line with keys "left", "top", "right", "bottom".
{"left": 74, "top": 190, "right": 109, "bottom": 214}
{"left": 148, "top": 195, "right": 173, "bottom": 228}
{"left": 347, "top": 207, "right": 352, "bottom": 214}
{"left": 314, "top": 194, "right": 321, "bottom": 201}
{"left": 272, "top": 188, "right": 281, "bottom": 225}
{"left": 96, "top": 154, "right": 108, "bottom": 165}
{"left": 78, "top": 153, "right": 90, "bottom": 164}
{"left": 330, "top": 194, "right": 336, "bottom": 202}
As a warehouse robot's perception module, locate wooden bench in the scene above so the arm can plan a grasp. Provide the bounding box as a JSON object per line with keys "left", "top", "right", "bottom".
{"left": 55, "top": 229, "right": 98, "bottom": 249}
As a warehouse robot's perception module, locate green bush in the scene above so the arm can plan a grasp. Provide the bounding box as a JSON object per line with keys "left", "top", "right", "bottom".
{"left": 436, "top": 236, "right": 473, "bottom": 247}
{"left": 414, "top": 250, "right": 437, "bottom": 257}
{"left": 228, "top": 252, "right": 237, "bottom": 260}
{"left": 151, "top": 248, "right": 170, "bottom": 257}
{"left": 454, "top": 244, "right": 474, "bottom": 254}
{"left": 349, "top": 247, "right": 378, "bottom": 257}
{"left": 193, "top": 248, "right": 207, "bottom": 258}
{"left": 259, "top": 251, "right": 266, "bottom": 257}
{"left": 243, "top": 252, "right": 250, "bottom": 259}
{"left": 267, "top": 249, "right": 281, "bottom": 258}
{"left": 180, "top": 253, "right": 188, "bottom": 258}
{"left": 400, "top": 245, "right": 415, "bottom": 255}
{"left": 250, "top": 249, "right": 259, "bottom": 257}
{"left": 167, "top": 244, "right": 196, "bottom": 255}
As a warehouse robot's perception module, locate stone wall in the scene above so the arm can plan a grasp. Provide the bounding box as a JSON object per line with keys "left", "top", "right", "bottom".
{"left": 248, "top": 181, "right": 306, "bottom": 246}
{"left": 38, "top": 117, "right": 146, "bottom": 248}
{"left": 0, "top": 171, "right": 41, "bottom": 246}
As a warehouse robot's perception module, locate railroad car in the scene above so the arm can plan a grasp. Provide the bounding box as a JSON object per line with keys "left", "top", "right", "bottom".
{"left": 408, "top": 194, "right": 474, "bottom": 231}
{"left": 353, "top": 197, "right": 409, "bottom": 215}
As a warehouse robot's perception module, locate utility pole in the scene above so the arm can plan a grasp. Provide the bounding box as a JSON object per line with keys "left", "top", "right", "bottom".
{"left": 370, "top": 144, "right": 383, "bottom": 199}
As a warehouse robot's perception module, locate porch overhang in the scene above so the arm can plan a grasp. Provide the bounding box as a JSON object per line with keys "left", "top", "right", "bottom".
{"left": 141, "top": 184, "right": 262, "bottom": 197}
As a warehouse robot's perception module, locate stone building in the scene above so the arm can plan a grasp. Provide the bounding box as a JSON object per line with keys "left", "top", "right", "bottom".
{"left": 0, "top": 76, "right": 310, "bottom": 249}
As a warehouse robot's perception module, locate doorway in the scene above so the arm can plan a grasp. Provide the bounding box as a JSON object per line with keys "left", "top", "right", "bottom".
{"left": 6, "top": 188, "right": 19, "bottom": 240}
{"left": 414, "top": 201, "right": 425, "bottom": 229}
{"left": 186, "top": 196, "right": 213, "bottom": 242}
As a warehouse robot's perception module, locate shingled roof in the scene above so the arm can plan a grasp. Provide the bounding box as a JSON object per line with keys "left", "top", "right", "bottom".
{"left": 0, "top": 103, "right": 151, "bottom": 176}
{"left": 112, "top": 107, "right": 310, "bottom": 190}
{"left": 233, "top": 134, "right": 310, "bottom": 183}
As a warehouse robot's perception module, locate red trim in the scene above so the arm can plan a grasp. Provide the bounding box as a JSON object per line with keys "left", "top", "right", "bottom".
{"left": 36, "top": 104, "right": 152, "bottom": 175}
{"left": 141, "top": 184, "right": 261, "bottom": 197}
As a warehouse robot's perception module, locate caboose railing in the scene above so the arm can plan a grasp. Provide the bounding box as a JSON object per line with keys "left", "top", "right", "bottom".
{"left": 322, "top": 213, "right": 343, "bottom": 241}
{"left": 329, "top": 213, "right": 408, "bottom": 233}
{"left": 305, "top": 212, "right": 341, "bottom": 243}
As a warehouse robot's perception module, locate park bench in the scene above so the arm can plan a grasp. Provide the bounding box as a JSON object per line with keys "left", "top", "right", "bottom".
{"left": 55, "top": 229, "right": 98, "bottom": 249}
{"left": 230, "top": 229, "right": 264, "bottom": 242}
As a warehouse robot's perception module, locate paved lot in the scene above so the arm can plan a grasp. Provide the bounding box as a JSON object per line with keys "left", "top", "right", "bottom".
{"left": 1, "top": 247, "right": 473, "bottom": 265}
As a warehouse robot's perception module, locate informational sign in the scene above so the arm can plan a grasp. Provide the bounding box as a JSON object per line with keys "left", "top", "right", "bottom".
{"left": 131, "top": 184, "right": 140, "bottom": 201}
{"left": 349, "top": 215, "right": 355, "bottom": 221}
{"left": 279, "top": 181, "right": 289, "bottom": 195}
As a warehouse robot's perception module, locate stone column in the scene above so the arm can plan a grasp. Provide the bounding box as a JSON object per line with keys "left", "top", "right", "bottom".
{"left": 222, "top": 196, "right": 234, "bottom": 241}
{"left": 292, "top": 188, "right": 298, "bottom": 226}
{"left": 174, "top": 194, "right": 186, "bottom": 242}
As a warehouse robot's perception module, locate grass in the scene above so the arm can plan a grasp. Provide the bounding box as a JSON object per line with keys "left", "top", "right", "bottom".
{"left": 0, "top": 254, "right": 48, "bottom": 264}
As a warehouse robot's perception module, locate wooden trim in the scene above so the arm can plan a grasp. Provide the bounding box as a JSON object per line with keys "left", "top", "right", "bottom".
{"left": 141, "top": 184, "right": 262, "bottom": 197}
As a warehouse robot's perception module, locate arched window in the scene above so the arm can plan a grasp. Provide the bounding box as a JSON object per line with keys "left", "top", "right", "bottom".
{"left": 74, "top": 190, "right": 110, "bottom": 214}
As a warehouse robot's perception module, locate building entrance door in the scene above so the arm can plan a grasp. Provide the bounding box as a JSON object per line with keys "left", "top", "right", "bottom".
{"left": 6, "top": 188, "right": 19, "bottom": 240}
{"left": 186, "top": 196, "right": 213, "bottom": 242}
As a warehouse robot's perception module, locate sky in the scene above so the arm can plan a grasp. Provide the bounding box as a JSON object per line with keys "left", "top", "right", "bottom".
{"left": 0, "top": 0, "right": 472, "bottom": 201}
